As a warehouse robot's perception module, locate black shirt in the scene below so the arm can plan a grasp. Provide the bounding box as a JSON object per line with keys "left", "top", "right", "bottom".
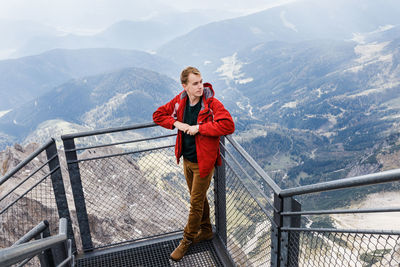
{"left": 182, "top": 98, "right": 202, "bottom": 162}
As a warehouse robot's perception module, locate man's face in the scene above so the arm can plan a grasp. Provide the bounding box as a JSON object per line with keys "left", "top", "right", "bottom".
{"left": 183, "top": 73, "right": 203, "bottom": 99}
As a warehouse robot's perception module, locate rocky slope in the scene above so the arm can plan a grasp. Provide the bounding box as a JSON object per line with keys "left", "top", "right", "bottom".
{"left": 0, "top": 142, "right": 189, "bottom": 250}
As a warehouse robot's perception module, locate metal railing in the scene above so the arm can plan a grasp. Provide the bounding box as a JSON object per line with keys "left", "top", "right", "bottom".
{"left": 278, "top": 169, "right": 400, "bottom": 267}
{"left": 1, "top": 122, "right": 399, "bottom": 266}
{"left": 0, "top": 218, "right": 74, "bottom": 267}
{"left": 0, "top": 139, "right": 74, "bottom": 255}
{"left": 61, "top": 122, "right": 211, "bottom": 252}
{"left": 59, "top": 122, "right": 282, "bottom": 266}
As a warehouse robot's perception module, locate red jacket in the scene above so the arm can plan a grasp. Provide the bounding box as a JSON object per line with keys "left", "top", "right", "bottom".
{"left": 153, "top": 83, "right": 235, "bottom": 177}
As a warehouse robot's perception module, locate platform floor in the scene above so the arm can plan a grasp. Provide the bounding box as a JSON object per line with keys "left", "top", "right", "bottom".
{"left": 76, "top": 238, "right": 226, "bottom": 267}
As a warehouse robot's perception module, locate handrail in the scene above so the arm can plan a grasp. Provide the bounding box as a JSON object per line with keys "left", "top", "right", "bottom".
{"left": 0, "top": 154, "right": 58, "bottom": 203}
{"left": 13, "top": 221, "right": 49, "bottom": 246}
{"left": 0, "top": 139, "right": 55, "bottom": 186}
{"left": 65, "top": 133, "right": 177, "bottom": 152}
{"left": 281, "top": 206, "right": 400, "bottom": 216}
{"left": 0, "top": 218, "right": 68, "bottom": 267}
{"left": 225, "top": 135, "right": 281, "bottom": 194}
{"left": 280, "top": 168, "right": 400, "bottom": 197}
{"left": 61, "top": 122, "right": 157, "bottom": 140}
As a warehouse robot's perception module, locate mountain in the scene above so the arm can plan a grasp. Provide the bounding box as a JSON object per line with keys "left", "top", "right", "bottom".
{"left": 0, "top": 19, "right": 59, "bottom": 59}
{"left": 11, "top": 10, "right": 238, "bottom": 58}
{"left": 222, "top": 24, "right": 400, "bottom": 201}
{"left": 158, "top": 0, "right": 400, "bottom": 67}
{"left": 0, "top": 67, "right": 179, "bottom": 147}
{"left": 0, "top": 48, "right": 180, "bottom": 111}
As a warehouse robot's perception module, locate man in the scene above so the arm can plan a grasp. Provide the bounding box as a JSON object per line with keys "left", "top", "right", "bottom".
{"left": 153, "top": 66, "right": 235, "bottom": 261}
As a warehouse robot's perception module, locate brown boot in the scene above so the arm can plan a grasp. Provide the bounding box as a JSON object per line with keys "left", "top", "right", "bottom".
{"left": 193, "top": 229, "right": 214, "bottom": 244}
{"left": 170, "top": 237, "right": 192, "bottom": 261}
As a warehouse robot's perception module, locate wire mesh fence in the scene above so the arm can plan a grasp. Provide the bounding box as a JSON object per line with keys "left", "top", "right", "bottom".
{"left": 72, "top": 143, "right": 215, "bottom": 250}
{"left": 224, "top": 162, "right": 272, "bottom": 266}
{"left": 0, "top": 142, "right": 64, "bottom": 266}
{"left": 219, "top": 137, "right": 277, "bottom": 267}
{"left": 286, "top": 229, "right": 400, "bottom": 267}
{"left": 0, "top": 150, "right": 60, "bottom": 248}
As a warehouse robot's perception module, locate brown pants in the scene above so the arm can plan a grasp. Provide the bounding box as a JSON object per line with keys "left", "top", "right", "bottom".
{"left": 183, "top": 158, "right": 214, "bottom": 240}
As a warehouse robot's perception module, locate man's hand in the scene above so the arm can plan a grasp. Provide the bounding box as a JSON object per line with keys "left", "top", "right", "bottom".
{"left": 174, "top": 121, "right": 190, "bottom": 132}
{"left": 185, "top": 125, "right": 199, "bottom": 136}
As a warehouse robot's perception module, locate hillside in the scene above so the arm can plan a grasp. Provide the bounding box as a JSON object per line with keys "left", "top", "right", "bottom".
{"left": 0, "top": 142, "right": 188, "bottom": 249}
{"left": 220, "top": 24, "right": 400, "bottom": 202}
{"left": 0, "top": 67, "right": 179, "bottom": 148}
{"left": 158, "top": 0, "right": 400, "bottom": 67}
{"left": 0, "top": 48, "right": 180, "bottom": 111}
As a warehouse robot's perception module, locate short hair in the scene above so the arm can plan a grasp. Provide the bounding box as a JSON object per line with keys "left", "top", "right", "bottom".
{"left": 180, "top": 66, "right": 201, "bottom": 85}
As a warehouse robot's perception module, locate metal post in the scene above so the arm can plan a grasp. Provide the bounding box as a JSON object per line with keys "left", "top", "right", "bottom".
{"left": 34, "top": 228, "right": 55, "bottom": 267}
{"left": 62, "top": 137, "right": 93, "bottom": 251}
{"left": 45, "top": 139, "right": 76, "bottom": 252}
{"left": 214, "top": 136, "right": 227, "bottom": 245}
{"left": 271, "top": 193, "right": 282, "bottom": 267}
{"left": 280, "top": 197, "right": 301, "bottom": 267}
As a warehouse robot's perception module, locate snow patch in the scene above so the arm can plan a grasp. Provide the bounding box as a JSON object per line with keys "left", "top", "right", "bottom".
{"left": 282, "top": 101, "right": 298, "bottom": 108}
{"left": 280, "top": 10, "right": 298, "bottom": 32}
{"left": 352, "top": 24, "right": 395, "bottom": 44}
{"left": 347, "top": 81, "right": 400, "bottom": 98}
{"left": 238, "top": 77, "right": 254, "bottom": 84}
{"left": 260, "top": 101, "right": 277, "bottom": 111}
{"left": 346, "top": 41, "right": 392, "bottom": 73}
{"left": 354, "top": 41, "right": 390, "bottom": 64}
{"left": 236, "top": 100, "right": 254, "bottom": 117}
{"left": 0, "top": 109, "right": 11, "bottom": 118}
{"left": 216, "top": 52, "right": 254, "bottom": 85}
{"left": 315, "top": 88, "right": 323, "bottom": 98}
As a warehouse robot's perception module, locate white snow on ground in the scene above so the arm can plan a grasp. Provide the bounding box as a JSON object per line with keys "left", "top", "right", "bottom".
{"left": 346, "top": 80, "right": 400, "bottom": 98}
{"left": 260, "top": 101, "right": 277, "bottom": 111}
{"left": 280, "top": 10, "right": 298, "bottom": 32}
{"left": 347, "top": 25, "right": 395, "bottom": 73}
{"left": 352, "top": 25, "right": 395, "bottom": 44}
{"left": 346, "top": 24, "right": 396, "bottom": 74}
{"left": 236, "top": 99, "right": 255, "bottom": 117}
{"left": 354, "top": 41, "right": 391, "bottom": 64}
{"left": 281, "top": 100, "right": 298, "bottom": 109}
{"left": 216, "top": 52, "right": 254, "bottom": 85}
{"left": 0, "top": 109, "right": 11, "bottom": 118}
{"left": 331, "top": 191, "right": 400, "bottom": 231}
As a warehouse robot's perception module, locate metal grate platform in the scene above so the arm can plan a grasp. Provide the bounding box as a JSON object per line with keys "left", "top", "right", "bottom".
{"left": 76, "top": 238, "right": 226, "bottom": 267}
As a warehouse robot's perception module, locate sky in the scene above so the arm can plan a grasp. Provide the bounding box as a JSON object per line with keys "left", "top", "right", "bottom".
{"left": 0, "top": 0, "right": 297, "bottom": 33}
